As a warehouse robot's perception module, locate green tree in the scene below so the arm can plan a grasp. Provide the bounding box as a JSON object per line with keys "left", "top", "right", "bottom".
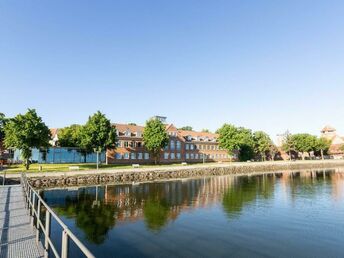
{"left": 202, "top": 128, "right": 211, "bottom": 133}
{"left": 4, "top": 109, "right": 51, "bottom": 169}
{"left": 57, "top": 124, "right": 83, "bottom": 147}
{"left": 291, "top": 134, "right": 318, "bottom": 160}
{"left": 0, "top": 113, "right": 7, "bottom": 153}
{"left": 314, "top": 137, "right": 331, "bottom": 159}
{"left": 282, "top": 132, "right": 295, "bottom": 160}
{"left": 80, "top": 111, "right": 117, "bottom": 167}
{"left": 253, "top": 131, "right": 272, "bottom": 161}
{"left": 217, "top": 124, "right": 255, "bottom": 161}
{"left": 178, "top": 126, "right": 193, "bottom": 131}
{"left": 143, "top": 118, "right": 169, "bottom": 164}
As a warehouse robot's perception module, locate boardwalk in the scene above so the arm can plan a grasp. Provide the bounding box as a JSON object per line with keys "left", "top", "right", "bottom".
{"left": 0, "top": 185, "right": 44, "bottom": 258}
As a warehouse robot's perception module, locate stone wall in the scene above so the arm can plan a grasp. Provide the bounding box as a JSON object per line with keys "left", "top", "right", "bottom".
{"left": 28, "top": 160, "right": 344, "bottom": 188}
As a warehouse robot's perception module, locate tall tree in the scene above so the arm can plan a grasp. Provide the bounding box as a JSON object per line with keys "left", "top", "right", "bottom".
{"left": 202, "top": 129, "right": 211, "bottom": 133}
{"left": 178, "top": 126, "right": 193, "bottom": 131}
{"left": 143, "top": 118, "right": 169, "bottom": 165}
{"left": 253, "top": 131, "right": 272, "bottom": 161}
{"left": 58, "top": 124, "right": 83, "bottom": 147}
{"left": 282, "top": 132, "right": 295, "bottom": 160}
{"left": 314, "top": 137, "right": 331, "bottom": 160}
{"left": 0, "top": 113, "right": 7, "bottom": 153}
{"left": 4, "top": 109, "right": 51, "bottom": 169}
{"left": 217, "top": 124, "right": 255, "bottom": 161}
{"left": 80, "top": 111, "right": 117, "bottom": 167}
{"left": 290, "top": 134, "right": 317, "bottom": 160}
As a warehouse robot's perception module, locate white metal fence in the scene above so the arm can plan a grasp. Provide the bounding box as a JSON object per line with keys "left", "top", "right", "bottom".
{"left": 21, "top": 173, "right": 95, "bottom": 258}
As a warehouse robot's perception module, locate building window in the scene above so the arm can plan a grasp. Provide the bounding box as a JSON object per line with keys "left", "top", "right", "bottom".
{"left": 170, "top": 140, "right": 175, "bottom": 150}
{"left": 170, "top": 153, "right": 175, "bottom": 159}
{"left": 185, "top": 144, "right": 189, "bottom": 150}
{"left": 138, "top": 153, "right": 143, "bottom": 160}
{"left": 190, "top": 153, "right": 194, "bottom": 159}
{"left": 117, "top": 141, "right": 122, "bottom": 147}
{"left": 124, "top": 142, "right": 129, "bottom": 148}
{"left": 144, "top": 153, "right": 149, "bottom": 160}
{"left": 195, "top": 154, "right": 199, "bottom": 159}
{"left": 190, "top": 144, "right": 194, "bottom": 150}
{"left": 125, "top": 130, "right": 131, "bottom": 137}
{"left": 136, "top": 131, "right": 142, "bottom": 137}
{"left": 200, "top": 153, "right": 203, "bottom": 159}
{"left": 115, "top": 153, "right": 122, "bottom": 159}
{"left": 164, "top": 152, "right": 169, "bottom": 159}
{"left": 130, "top": 153, "right": 136, "bottom": 159}
{"left": 124, "top": 153, "right": 129, "bottom": 159}
{"left": 137, "top": 142, "right": 142, "bottom": 148}
{"left": 176, "top": 153, "right": 181, "bottom": 159}
{"left": 176, "top": 141, "right": 181, "bottom": 150}
{"left": 186, "top": 153, "right": 190, "bottom": 159}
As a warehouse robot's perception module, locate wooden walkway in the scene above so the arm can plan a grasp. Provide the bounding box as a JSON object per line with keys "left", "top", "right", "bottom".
{"left": 0, "top": 185, "right": 44, "bottom": 258}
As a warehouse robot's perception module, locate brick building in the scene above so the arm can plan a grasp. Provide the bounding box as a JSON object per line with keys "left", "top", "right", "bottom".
{"left": 107, "top": 120, "right": 231, "bottom": 164}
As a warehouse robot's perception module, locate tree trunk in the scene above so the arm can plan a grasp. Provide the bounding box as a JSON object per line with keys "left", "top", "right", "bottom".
{"left": 25, "top": 159, "right": 30, "bottom": 170}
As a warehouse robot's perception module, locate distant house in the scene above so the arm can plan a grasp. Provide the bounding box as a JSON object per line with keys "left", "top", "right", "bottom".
{"left": 321, "top": 125, "right": 344, "bottom": 159}
{"left": 49, "top": 128, "right": 59, "bottom": 146}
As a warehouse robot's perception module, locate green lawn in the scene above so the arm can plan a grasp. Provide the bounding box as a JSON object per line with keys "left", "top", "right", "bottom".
{"left": 1, "top": 162, "right": 197, "bottom": 174}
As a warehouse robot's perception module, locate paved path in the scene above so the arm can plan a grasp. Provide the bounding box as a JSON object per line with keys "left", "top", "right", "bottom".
{"left": 0, "top": 185, "right": 44, "bottom": 258}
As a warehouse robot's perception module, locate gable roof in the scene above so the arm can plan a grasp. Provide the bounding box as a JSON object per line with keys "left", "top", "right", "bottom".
{"left": 113, "top": 123, "right": 144, "bottom": 133}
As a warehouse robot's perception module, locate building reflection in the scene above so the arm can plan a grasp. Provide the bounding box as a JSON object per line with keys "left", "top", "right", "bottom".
{"left": 44, "top": 168, "right": 344, "bottom": 244}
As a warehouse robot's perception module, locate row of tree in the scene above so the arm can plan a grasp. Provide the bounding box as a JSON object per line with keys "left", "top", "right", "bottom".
{"left": 216, "top": 124, "right": 332, "bottom": 161}
{"left": 216, "top": 124, "right": 276, "bottom": 161}
{"left": 1, "top": 109, "right": 117, "bottom": 169}
{"left": 0, "top": 109, "right": 335, "bottom": 169}
{"left": 282, "top": 133, "right": 331, "bottom": 160}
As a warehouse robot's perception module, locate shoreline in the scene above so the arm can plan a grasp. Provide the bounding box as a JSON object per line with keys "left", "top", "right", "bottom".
{"left": 13, "top": 160, "right": 344, "bottom": 188}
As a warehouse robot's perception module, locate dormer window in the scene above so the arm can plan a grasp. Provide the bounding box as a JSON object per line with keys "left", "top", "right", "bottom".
{"left": 135, "top": 131, "right": 142, "bottom": 137}
{"left": 187, "top": 135, "right": 192, "bottom": 141}
{"left": 125, "top": 130, "right": 131, "bottom": 137}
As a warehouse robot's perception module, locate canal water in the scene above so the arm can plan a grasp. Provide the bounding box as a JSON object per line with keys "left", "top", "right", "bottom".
{"left": 41, "top": 168, "right": 344, "bottom": 258}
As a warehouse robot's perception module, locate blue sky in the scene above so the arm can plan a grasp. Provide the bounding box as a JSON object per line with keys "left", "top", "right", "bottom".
{"left": 1, "top": 0, "right": 344, "bottom": 140}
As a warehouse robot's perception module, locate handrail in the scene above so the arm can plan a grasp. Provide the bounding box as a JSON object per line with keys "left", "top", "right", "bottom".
{"left": 21, "top": 173, "right": 95, "bottom": 258}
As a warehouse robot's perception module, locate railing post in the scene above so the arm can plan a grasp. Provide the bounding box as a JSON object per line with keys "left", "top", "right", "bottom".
{"left": 28, "top": 188, "right": 32, "bottom": 211}
{"left": 44, "top": 210, "right": 51, "bottom": 258}
{"left": 61, "top": 230, "right": 69, "bottom": 258}
{"left": 36, "top": 198, "right": 41, "bottom": 243}
{"left": 31, "top": 193, "right": 36, "bottom": 227}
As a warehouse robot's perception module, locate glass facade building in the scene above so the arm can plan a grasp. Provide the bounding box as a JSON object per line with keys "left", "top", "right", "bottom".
{"left": 13, "top": 148, "right": 106, "bottom": 164}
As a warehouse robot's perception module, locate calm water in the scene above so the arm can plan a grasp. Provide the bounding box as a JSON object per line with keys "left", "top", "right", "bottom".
{"left": 42, "top": 169, "right": 344, "bottom": 258}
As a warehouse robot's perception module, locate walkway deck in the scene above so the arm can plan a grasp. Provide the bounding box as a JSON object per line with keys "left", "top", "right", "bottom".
{"left": 0, "top": 185, "right": 44, "bottom": 258}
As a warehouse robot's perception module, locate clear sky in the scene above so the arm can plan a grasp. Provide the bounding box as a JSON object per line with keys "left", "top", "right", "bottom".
{"left": 1, "top": 0, "right": 344, "bottom": 140}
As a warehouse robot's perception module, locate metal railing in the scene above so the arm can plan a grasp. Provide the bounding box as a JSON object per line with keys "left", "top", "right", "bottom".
{"left": 21, "top": 173, "right": 95, "bottom": 258}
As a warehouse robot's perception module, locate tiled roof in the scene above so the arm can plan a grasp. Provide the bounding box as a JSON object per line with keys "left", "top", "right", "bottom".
{"left": 113, "top": 123, "right": 144, "bottom": 133}
{"left": 321, "top": 125, "right": 336, "bottom": 133}
{"left": 178, "top": 130, "right": 218, "bottom": 141}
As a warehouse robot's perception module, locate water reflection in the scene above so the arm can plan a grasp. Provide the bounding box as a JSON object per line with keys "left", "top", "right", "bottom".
{"left": 42, "top": 169, "right": 344, "bottom": 247}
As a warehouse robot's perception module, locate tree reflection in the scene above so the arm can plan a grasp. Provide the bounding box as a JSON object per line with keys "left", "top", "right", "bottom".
{"left": 222, "top": 175, "right": 274, "bottom": 218}
{"left": 143, "top": 197, "right": 170, "bottom": 232}
{"left": 55, "top": 191, "right": 116, "bottom": 244}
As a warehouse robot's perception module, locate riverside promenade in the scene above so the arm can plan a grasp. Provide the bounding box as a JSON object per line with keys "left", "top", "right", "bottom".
{"left": 0, "top": 185, "right": 44, "bottom": 258}
{"left": 6, "top": 160, "right": 344, "bottom": 188}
